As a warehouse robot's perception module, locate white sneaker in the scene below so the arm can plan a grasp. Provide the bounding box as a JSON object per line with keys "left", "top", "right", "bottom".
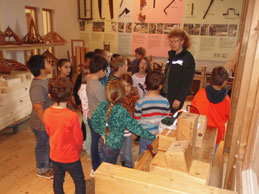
{"left": 90, "top": 169, "right": 95, "bottom": 178}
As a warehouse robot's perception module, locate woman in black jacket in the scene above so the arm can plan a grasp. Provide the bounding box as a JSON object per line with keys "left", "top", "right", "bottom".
{"left": 162, "top": 28, "right": 195, "bottom": 113}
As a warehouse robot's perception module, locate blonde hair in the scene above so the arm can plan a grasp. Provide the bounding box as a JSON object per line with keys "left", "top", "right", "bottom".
{"left": 105, "top": 80, "right": 125, "bottom": 135}
{"left": 110, "top": 56, "right": 127, "bottom": 72}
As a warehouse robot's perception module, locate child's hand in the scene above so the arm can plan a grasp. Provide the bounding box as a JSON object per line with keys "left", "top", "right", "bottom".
{"left": 101, "top": 135, "right": 106, "bottom": 144}
{"left": 172, "top": 99, "right": 181, "bottom": 110}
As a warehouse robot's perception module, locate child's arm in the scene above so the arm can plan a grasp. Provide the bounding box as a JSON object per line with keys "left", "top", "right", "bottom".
{"left": 134, "top": 100, "right": 142, "bottom": 121}
{"left": 73, "top": 74, "right": 82, "bottom": 106}
{"left": 33, "top": 103, "right": 45, "bottom": 123}
{"left": 90, "top": 101, "right": 106, "bottom": 136}
{"left": 123, "top": 108, "right": 155, "bottom": 141}
{"left": 72, "top": 114, "right": 84, "bottom": 152}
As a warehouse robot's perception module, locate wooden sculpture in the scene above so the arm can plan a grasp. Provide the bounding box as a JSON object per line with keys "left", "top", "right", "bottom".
{"left": 43, "top": 32, "right": 67, "bottom": 44}
{"left": 2, "top": 26, "right": 22, "bottom": 45}
{"left": 42, "top": 49, "right": 58, "bottom": 66}
{"left": 22, "top": 19, "right": 44, "bottom": 44}
{"left": 0, "top": 31, "right": 4, "bottom": 45}
{"left": 0, "top": 59, "right": 28, "bottom": 74}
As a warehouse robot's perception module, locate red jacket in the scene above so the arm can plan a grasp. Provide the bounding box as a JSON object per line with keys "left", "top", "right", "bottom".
{"left": 191, "top": 88, "right": 230, "bottom": 144}
{"left": 43, "top": 107, "right": 83, "bottom": 163}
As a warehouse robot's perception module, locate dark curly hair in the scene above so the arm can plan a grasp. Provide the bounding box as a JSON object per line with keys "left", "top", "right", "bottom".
{"left": 48, "top": 76, "right": 72, "bottom": 105}
{"left": 211, "top": 66, "right": 229, "bottom": 86}
{"left": 168, "top": 27, "right": 191, "bottom": 49}
{"left": 145, "top": 70, "right": 164, "bottom": 90}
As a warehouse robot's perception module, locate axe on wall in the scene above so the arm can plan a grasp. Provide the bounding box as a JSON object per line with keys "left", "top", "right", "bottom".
{"left": 98, "top": 0, "right": 105, "bottom": 19}
{"left": 119, "top": 8, "right": 130, "bottom": 17}
{"left": 109, "top": 0, "right": 114, "bottom": 19}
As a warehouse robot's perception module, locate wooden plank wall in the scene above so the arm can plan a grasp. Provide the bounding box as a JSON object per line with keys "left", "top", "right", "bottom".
{"left": 223, "top": 0, "right": 259, "bottom": 191}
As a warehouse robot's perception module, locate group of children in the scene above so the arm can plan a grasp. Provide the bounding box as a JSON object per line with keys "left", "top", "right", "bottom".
{"left": 27, "top": 46, "right": 230, "bottom": 194}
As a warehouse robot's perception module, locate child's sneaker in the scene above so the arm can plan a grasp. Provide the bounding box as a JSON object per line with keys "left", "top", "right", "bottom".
{"left": 90, "top": 169, "right": 95, "bottom": 178}
{"left": 36, "top": 169, "right": 54, "bottom": 179}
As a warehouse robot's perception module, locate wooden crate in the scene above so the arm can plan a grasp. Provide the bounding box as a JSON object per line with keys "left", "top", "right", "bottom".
{"left": 158, "top": 129, "right": 176, "bottom": 151}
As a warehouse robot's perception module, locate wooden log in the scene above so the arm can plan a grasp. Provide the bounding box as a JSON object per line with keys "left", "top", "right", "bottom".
{"left": 95, "top": 162, "right": 237, "bottom": 194}
{"left": 158, "top": 129, "right": 176, "bottom": 151}
{"left": 195, "top": 115, "right": 207, "bottom": 148}
{"left": 176, "top": 112, "right": 198, "bottom": 155}
{"left": 75, "top": 46, "right": 81, "bottom": 74}
{"left": 189, "top": 160, "right": 211, "bottom": 182}
{"left": 150, "top": 151, "right": 206, "bottom": 185}
{"left": 165, "top": 141, "right": 193, "bottom": 173}
{"left": 0, "top": 77, "right": 22, "bottom": 87}
{"left": 0, "top": 80, "right": 31, "bottom": 94}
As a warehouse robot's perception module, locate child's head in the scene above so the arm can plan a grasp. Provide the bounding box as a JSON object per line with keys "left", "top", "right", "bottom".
{"left": 211, "top": 66, "right": 229, "bottom": 87}
{"left": 57, "top": 59, "right": 71, "bottom": 77}
{"left": 135, "top": 57, "right": 151, "bottom": 74}
{"left": 83, "top": 52, "right": 95, "bottom": 69}
{"left": 48, "top": 76, "right": 72, "bottom": 105}
{"left": 135, "top": 47, "right": 146, "bottom": 59}
{"left": 145, "top": 70, "right": 164, "bottom": 91}
{"left": 89, "top": 55, "right": 108, "bottom": 78}
{"left": 106, "top": 80, "right": 125, "bottom": 104}
{"left": 111, "top": 53, "right": 120, "bottom": 61}
{"left": 26, "top": 55, "right": 51, "bottom": 77}
{"left": 111, "top": 56, "right": 128, "bottom": 75}
{"left": 120, "top": 73, "right": 133, "bottom": 95}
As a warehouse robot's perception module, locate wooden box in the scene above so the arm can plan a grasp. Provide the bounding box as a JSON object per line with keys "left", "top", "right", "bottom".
{"left": 195, "top": 115, "right": 207, "bottom": 148}
{"left": 165, "top": 141, "right": 193, "bottom": 173}
{"left": 158, "top": 129, "right": 176, "bottom": 151}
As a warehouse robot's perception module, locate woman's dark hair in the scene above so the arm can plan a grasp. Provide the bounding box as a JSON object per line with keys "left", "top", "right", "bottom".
{"left": 48, "top": 76, "right": 72, "bottom": 105}
{"left": 168, "top": 27, "right": 191, "bottom": 49}
{"left": 211, "top": 66, "right": 229, "bottom": 86}
{"left": 85, "top": 52, "right": 95, "bottom": 61}
{"left": 26, "top": 55, "right": 46, "bottom": 77}
{"left": 145, "top": 70, "right": 164, "bottom": 90}
{"left": 135, "top": 57, "right": 151, "bottom": 73}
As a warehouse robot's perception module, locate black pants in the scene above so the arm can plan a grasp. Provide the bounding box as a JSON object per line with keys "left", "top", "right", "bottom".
{"left": 81, "top": 121, "right": 86, "bottom": 141}
{"left": 53, "top": 160, "right": 85, "bottom": 194}
{"left": 87, "top": 118, "right": 101, "bottom": 171}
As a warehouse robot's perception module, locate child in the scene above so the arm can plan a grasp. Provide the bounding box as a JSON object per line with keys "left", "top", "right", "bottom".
{"left": 131, "top": 47, "right": 146, "bottom": 75}
{"left": 191, "top": 66, "right": 230, "bottom": 156}
{"left": 90, "top": 80, "right": 155, "bottom": 165}
{"left": 134, "top": 71, "right": 170, "bottom": 154}
{"left": 27, "top": 55, "right": 53, "bottom": 179}
{"left": 78, "top": 72, "right": 91, "bottom": 157}
{"left": 43, "top": 76, "right": 85, "bottom": 194}
{"left": 106, "top": 56, "right": 128, "bottom": 86}
{"left": 57, "top": 58, "right": 71, "bottom": 79}
{"left": 132, "top": 57, "right": 151, "bottom": 98}
{"left": 86, "top": 55, "right": 108, "bottom": 177}
{"left": 119, "top": 73, "right": 139, "bottom": 168}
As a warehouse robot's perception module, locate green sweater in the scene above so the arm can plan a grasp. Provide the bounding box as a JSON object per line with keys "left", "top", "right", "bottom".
{"left": 90, "top": 100, "right": 156, "bottom": 149}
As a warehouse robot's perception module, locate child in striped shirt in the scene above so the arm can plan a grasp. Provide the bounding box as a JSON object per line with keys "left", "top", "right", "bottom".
{"left": 134, "top": 71, "right": 170, "bottom": 154}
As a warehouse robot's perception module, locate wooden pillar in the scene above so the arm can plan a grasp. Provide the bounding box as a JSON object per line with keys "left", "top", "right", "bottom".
{"left": 223, "top": 0, "right": 259, "bottom": 191}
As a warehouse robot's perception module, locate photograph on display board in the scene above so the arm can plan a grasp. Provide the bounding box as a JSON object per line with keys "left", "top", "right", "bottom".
{"left": 118, "top": 22, "right": 125, "bottom": 33}
{"left": 133, "top": 23, "right": 148, "bottom": 33}
{"left": 92, "top": 22, "right": 105, "bottom": 32}
{"left": 163, "top": 24, "right": 180, "bottom": 34}
{"left": 148, "top": 23, "right": 156, "bottom": 34}
{"left": 125, "top": 23, "right": 132, "bottom": 33}
{"left": 200, "top": 24, "right": 209, "bottom": 36}
{"left": 213, "top": 24, "right": 228, "bottom": 36}
{"left": 111, "top": 22, "right": 117, "bottom": 32}
{"left": 183, "top": 24, "right": 200, "bottom": 35}
{"left": 228, "top": 24, "right": 238, "bottom": 36}
{"left": 157, "top": 23, "right": 164, "bottom": 34}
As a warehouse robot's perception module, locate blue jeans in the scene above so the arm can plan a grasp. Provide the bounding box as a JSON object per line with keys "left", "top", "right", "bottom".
{"left": 88, "top": 118, "right": 101, "bottom": 171}
{"left": 32, "top": 129, "right": 51, "bottom": 173}
{"left": 53, "top": 160, "right": 85, "bottom": 194}
{"left": 120, "top": 136, "right": 133, "bottom": 168}
{"left": 98, "top": 138, "right": 120, "bottom": 164}
{"left": 139, "top": 137, "right": 153, "bottom": 155}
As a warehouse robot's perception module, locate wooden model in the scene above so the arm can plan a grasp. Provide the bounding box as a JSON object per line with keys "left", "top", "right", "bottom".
{"left": 2, "top": 26, "right": 22, "bottom": 45}
{"left": 42, "top": 49, "right": 58, "bottom": 66}
{"left": 22, "top": 19, "right": 44, "bottom": 44}
{"left": 43, "top": 32, "right": 67, "bottom": 44}
{"left": 0, "top": 31, "right": 4, "bottom": 45}
{"left": 0, "top": 59, "right": 28, "bottom": 74}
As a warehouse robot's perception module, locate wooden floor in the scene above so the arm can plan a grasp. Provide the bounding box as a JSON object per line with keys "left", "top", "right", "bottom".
{"left": 0, "top": 117, "right": 225, "bottom": 194}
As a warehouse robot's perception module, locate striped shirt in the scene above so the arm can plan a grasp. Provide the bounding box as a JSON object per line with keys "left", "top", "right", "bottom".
{"left": 134, "top": 95, "right": 170, "bottom": 135}
{"left": 106, "top": 74, "right": 119, "bottom": 86}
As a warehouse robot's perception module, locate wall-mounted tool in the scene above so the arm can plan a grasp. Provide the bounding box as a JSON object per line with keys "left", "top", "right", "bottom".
{"left": 119, "top": 8, "right": 130, "bottom": 17}
{"left": 153, "top": 0, "right": 156, "bottom": 8}
{"left": 138, "top": 12, "right": 146, "bottom": 22}
{"left": 223, "top": 8, "right": 239, "bottom": 16}
{"left": 191, "top": 3, "right": 194, "bottom": 16}
{"left": 140, "top": 0, "right": 147, "bottom": 7}
{"left": 164, "top": 0, "right": 176, "bottom": 16}
{"left": 98, "top": 0, "right": 105, "bottom": 19}
{"left": 109, "top": 0, "right": 114, "bottom": 19}
{"left": 203, "top": 0, "right": 214, "bottom": 19}
{"left": 120, "top": 0, "right": 124, "bottom": 8}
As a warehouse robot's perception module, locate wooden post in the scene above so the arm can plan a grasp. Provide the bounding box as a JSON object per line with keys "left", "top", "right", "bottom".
{"left": 195, "top": 115, "right": 207, "bottom": 148}
{"left": 75, "top": 46, "right": 81, "bottom": 74}
{"left": 158, "top": 129, "right": 176, "bottom": 151}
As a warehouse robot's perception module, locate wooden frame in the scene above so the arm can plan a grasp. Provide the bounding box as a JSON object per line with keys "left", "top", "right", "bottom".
{"left": 71, "top": 39, "right": 84, "bottom": 57}
{"left": 78, "top": 0, "right": 93, "bottom": 20}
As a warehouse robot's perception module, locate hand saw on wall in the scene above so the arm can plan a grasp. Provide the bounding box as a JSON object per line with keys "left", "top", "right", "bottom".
{"left": 98, "top": 0, "right": 114, "bottom": 19}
